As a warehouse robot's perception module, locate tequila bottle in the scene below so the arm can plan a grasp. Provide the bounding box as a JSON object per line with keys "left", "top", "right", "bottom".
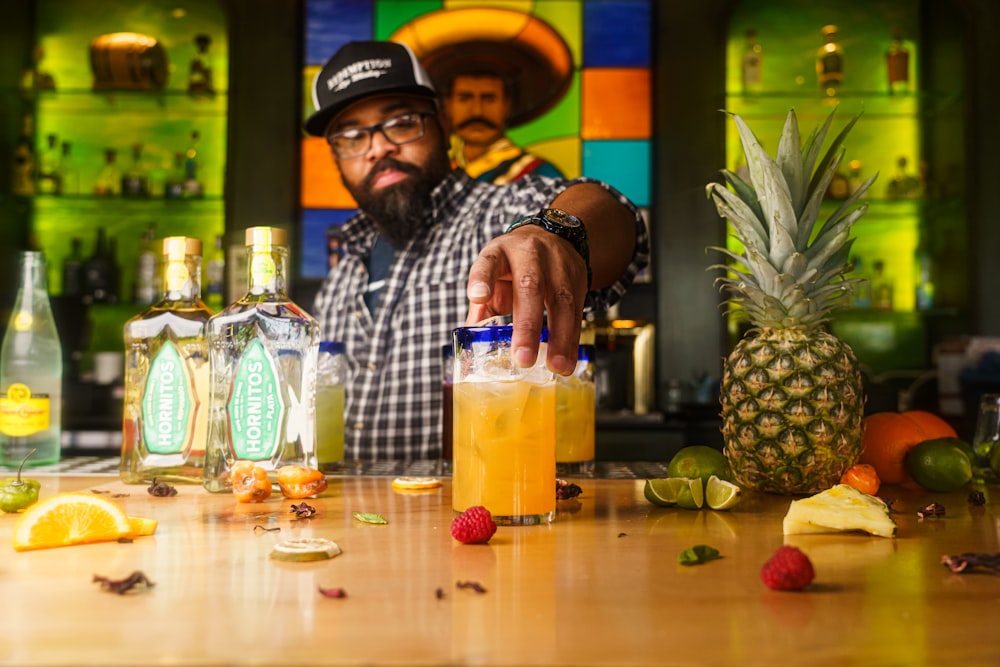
{"left": 121, "top": 143, "right": 150, "bottom": 198}
{"left": 741, "top": 29, "right": 763, "bottom": 93}
{"left": 886, "top": 26, "right": 911, "bottom": 95}
{"left": 203, "top": 227, "right": 319, "bottom": 492}
{"left": 1, "top": 252, "right": 62, "bottom": 466}
{"left": 121, "top": 237, "right": 212, "bottom": 483}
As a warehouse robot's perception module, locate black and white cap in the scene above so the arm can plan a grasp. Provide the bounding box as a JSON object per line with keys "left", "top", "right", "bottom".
{"left": 304, "top": 41, "right": 437, "bottom": 137}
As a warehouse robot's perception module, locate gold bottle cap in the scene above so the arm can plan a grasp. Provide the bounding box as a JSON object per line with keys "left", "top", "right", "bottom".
{"left": 163, "top": 236, "right": 202, "bottom": 258}
{"left": 245, "top": 226, "right": 287, "bottom": 247}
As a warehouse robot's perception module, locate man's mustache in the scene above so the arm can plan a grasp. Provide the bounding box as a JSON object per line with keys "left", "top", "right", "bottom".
{"left": 457, "top": 117, "right": 500, "bottom": 131}
{"left": 363, "top": 158, "right": 421, "bottom": 189}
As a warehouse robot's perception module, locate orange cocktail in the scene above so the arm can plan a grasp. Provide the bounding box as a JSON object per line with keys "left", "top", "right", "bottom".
{"left": 452, "top": 326, "right": 555, "bottom": 525}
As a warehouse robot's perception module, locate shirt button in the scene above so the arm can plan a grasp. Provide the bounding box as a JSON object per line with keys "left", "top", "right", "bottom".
{"left": 353, "top": 421, "right": 364, "bottom": 431}
{"left": 367, "top": 362, "right": 377, "bottom": 372}
{"left": 354, "top": 310, "right": 362, "bottom": 318}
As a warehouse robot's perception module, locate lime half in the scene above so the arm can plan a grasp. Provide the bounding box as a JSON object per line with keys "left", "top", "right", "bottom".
{"left": 705, "top": 475, "right": 742, "bottom": 510}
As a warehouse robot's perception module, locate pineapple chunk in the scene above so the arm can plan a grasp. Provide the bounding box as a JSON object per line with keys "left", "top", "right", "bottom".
{"left": 783, "top": 484, "right": 896, "bottom": 538}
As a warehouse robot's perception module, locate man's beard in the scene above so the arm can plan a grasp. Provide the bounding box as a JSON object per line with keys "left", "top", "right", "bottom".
{"left": 342, "top": 148, "right": 451, "bottom": 248}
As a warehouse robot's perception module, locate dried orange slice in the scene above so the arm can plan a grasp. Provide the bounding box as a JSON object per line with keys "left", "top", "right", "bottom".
{"left": 12, "top": 492, "right": 132, "bottom": 551}
{"left": 391, "top": 476, "right": 442, "bottom": 492}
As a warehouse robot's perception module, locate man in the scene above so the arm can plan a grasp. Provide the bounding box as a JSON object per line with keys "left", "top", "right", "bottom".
{"left": 443, "top": 69, "right": 564, "bottom": 184}
{"left": 306, "top": 41, "right": 648, "bottom": 461}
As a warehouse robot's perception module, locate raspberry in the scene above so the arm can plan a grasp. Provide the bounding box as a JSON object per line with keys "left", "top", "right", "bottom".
{"left": 451, "top": 506, "right": 498, "bottom": 544}
{"left": 760, "top": 545, "right": 815, "bottom": 591}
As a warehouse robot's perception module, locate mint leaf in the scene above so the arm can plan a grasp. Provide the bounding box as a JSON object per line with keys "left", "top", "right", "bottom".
{"left": 679, "top": 544, "right": 720, "bottom": 566}
{"left": 352, "top": 512, "right": 387, "bottom": 525}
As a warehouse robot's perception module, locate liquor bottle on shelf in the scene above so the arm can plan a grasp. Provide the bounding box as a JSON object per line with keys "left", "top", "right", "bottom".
{"left": 1, "top": 251, "right": 62, "bottom": 466}
{"left": 203, "top": 227, "right": 320, "bottom": 492}
{"left": 203, "top": 233, "right": 225, "bottom": 312}
{"left": 826, "top": 167, "right": 850, "bottom": 200}
{"left": 847, "top": 159, "right": 865, "bottom": 195}
{"left": 164, "top": 152, "right": 186, "bottom": 200}
{"left": 187, "top": 34, "right": 214, "bottom": 95}
{"left": 61, "top": 237, "right": 86, "bottom": 298}
{"left": 886, "top": 26, "right": 911, "bottom": 95}
{"left": 885, "top": 156, "right": 922, "bottom": 200}
{"left": 58, "top": 141, "right": 79, "bottom": 195}
{"left": 11, "top": 116, "right": 35, "bottom": 197}
{"left": 121, "top": 143, "right": 150, "bottom": 198}
{"left": 871, "top": 260, "right": 894, "bottom": 311}
{"left": 121, "top": 236, "right": 213, "bottom": 484}
{"left": 94, "top": 148, "right": 121, "bottom": 197}
{"left": 741, "top": 29, "right": 763, "bottom": 93}
{"left": 36, "top": 133, "right": 61, "bottom": 195}
{"left": 914, "top": 251, "right": 935, "bottom": 311}
{"left": 850, "top": 256, "right": 872, "bottom": 309}
{"left": 133, "top": 224, "right": 158, "bottom": 306}
{"left": 184, "top": 131, "right": 204, "bottom": 198}
{"left": 816, "top": 25, "right": 844, "bottom": 96}
{"left": 83, "top": 227, "right": 119, "bottom": 304}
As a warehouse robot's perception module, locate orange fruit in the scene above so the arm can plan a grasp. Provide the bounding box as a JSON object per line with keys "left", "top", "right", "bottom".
{"left": 858, "top": 411, "right": 959, "bottom": 486}
{"left": 13, "top": 492, "right": 132, "bottom": 551}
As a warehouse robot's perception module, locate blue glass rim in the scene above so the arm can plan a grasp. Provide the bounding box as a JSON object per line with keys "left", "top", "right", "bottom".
{"left": 453, "top": 325, "right": 549, "bottom": 347}
{"left": 319, "top": 341, "right": 344, "bottom": 354}
{"left": 579, "top": 344, "right": 596, "bottom": 361}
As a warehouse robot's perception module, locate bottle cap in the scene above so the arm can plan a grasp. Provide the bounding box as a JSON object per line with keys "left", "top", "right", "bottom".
{"left": 245, "top": 226, "right": 287, "bottom": 247}
{"left": 163, "top": 236, "right": 202, "bottom": 258}
{"left": 319, "top": 341, "right": 344, "bottom": 355}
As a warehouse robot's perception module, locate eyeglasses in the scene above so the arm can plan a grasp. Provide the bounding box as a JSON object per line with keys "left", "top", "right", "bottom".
{"left": 325, "top": 111, "right": 435, "bottom": 159}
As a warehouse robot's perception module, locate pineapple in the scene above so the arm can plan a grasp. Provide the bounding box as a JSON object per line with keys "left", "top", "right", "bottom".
{"left": 783, "top": 484, "right": 896, "bottom": 538}
{"left": 706, "top": 109, "right": 876, "bottom": 495}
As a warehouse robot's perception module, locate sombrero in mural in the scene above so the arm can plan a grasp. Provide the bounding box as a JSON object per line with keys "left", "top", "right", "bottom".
{"left": 390, "top": 7, "right": 573, "bottom": 128}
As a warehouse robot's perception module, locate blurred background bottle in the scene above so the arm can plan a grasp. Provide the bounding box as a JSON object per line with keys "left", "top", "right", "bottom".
{"left": 121, "top": 236, "right": 212, "bottom": 484}
{"left": 817, "top": 24, "right": 844, "bottom": 95}
{"left": 187, "top": 34, "right": 214, "bottom": 94}
{"left": 11, "top": 115, "right": 36, "bottom": 197}
{"left": 121, "top": 143, "right": 150, "bottom": 197}
{"left": 36, "top": 133, "right": 61, "bottom": 195}
{"left": 1, "top": 251, "right": 62, "bottom": 466}
{"left": 203, "top": 234, "right": 225, "bottom": 311}
{"left": 58, "top": 141, "right": 78, "bottom": 195}
{"left": 133, "top": 223, "right": 157, "bottom": 306}
{"left": 886, "top": 26, "right": 911, "bottom": 95}
{"left": 94, "top": 147, "right": 121, "bottom": 197}
{"left": 61, "top": 237, "right": 86, "bottom": 298}
{"left": 183, "top": 130, "right": 203, "bottom": 197}
{"left": 741, "top": 28, "right": 763, "bottom": 93}
{"left": 83, "top": 227, "right": 119, "bottom": 304}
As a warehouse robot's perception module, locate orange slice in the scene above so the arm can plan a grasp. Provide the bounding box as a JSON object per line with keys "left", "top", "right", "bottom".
{"left": 127, "top": 516, "right": 159, "bottom": 538}
{"left": 13, "top": 492, "right": 132, "bottom": 551}
{"left": 391, "top": 476, "right": 442, "bottom": 492}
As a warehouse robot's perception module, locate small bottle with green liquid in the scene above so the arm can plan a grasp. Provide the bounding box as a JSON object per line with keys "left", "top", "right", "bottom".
{"left": 121, "top": 236, "right": 213, "bottom": 483}
{"left": 203, "top": 227, "right": 319, "bottom": 492}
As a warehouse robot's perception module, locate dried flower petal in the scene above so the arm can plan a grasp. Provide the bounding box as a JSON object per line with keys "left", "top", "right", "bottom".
{"left": 917, "top": 502, "right": 946, "bottom": 519}
{"left": 941, "top": 552, "right": 1000, "bottom": 575}
{"left": 556, "top": 479, "right": 583, "bottom": 500}
{"left": 318, "top": 586, "right": 347, "bottom": 598}
{"left": 435, "top": 587, "right": 446, "bottom": 599}
{"left": 290, "top": 502, "right": 316, "bottom": 519}
{"left": 147, "top": 479, "right": 178, "bottom": 497}
{"left": 968, "top": 490, "right": 986, "bottom": 506}
{"left": 93, "top": 571, "right": 155, "bottom": 595}
{"left": 456, "top": 581, "right": 487, "bottom": 594}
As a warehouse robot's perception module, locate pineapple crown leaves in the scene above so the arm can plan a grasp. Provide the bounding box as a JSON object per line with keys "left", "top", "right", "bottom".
{"left": 705, "top": 107, "right": 877, "bottom": 329}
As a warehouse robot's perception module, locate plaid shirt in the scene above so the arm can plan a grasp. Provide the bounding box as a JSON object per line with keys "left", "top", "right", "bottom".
{"left": 312, "top": 169, "right": 649, "bottom": 461}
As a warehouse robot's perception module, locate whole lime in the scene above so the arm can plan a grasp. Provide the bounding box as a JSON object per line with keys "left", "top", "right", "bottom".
{"left": 905, "top": 438, "right": 973, "bottom": 492}
{"left": 667, "top": 445, "right": 731, "bottom": 486}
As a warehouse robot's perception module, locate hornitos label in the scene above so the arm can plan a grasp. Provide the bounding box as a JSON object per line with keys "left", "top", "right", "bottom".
{"left": 227, "top": 339, "right": 283, "bottom": 460}
{"left": 0, "top": 383, "right": 50, "bottom": 436}
{"left": 141, "top": 342, "right": 195, "bottom": 455}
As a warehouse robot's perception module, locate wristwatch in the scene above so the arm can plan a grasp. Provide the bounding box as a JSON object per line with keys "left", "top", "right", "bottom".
{"left": 505, "top": 207, "right": 592, "bottom": 288}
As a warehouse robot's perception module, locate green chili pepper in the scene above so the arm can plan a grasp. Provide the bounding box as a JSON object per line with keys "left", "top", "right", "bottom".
{"left": 1, "top": 449, "right": 41, "bottom": 513}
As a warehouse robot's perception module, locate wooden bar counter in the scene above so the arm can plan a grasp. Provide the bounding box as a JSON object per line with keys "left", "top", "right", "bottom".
{"left": 1, "top": 472, "right": 1000, "bottom": 666}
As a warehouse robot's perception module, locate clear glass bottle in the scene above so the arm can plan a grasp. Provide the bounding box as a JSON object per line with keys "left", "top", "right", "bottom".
{"left": 121, "top": 237, "right": 213, "bottom": 484}
{"left": 36, "top": 133, "right": 61, "bottom": 195}
{"left": 94, "top": 147, "right": 121, "bottom": 197}
{"left": 886, "top": 26, "right": 911, "bottom": 95}
{"left": 121, "top": 143, "right": 150, "bottom": 198}
{"left": 62, "top": 237, "right": 86, "bottom": 298}
{"left": 58, "top": 141, "right": 78, "bottom": 195}
{"left": 817, "top": 25, "right": 844, "bottom": 96}
{"left": 165, "top": 151, "right": 186, "bottom": 200}
{"left": 203, "top": 227, "right": 319, "bottom": 492}
{"left": 183, "top": 131, "right": 204, "bottom": 198}
{"left": 203, "top": 233, "right": 225, "bottom": 312}
{"left": 741, "top": 29, "right": 763, "bottom": 93}
{"left": 83, "top": 227, "right": 118, "bottom": 304}
{"left": 1, "top": 252, "right": 63, "bottom": 466}
{"left": 133, "top": 223, "right": 157, "bottom": 305}
{"left": 315, "top": 341, "right": 346, "bottom": 473}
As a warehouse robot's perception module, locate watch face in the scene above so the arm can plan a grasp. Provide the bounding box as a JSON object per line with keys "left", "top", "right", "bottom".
{"left": 541, "top": 207, "right": 582, "bottom": 228}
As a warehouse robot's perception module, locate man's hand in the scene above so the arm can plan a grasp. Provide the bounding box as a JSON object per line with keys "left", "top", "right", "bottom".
{"left": 466, "top": 225, "right": 586, "bottom": 376}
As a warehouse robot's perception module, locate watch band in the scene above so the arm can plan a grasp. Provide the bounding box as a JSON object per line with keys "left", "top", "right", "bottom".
{"left": 505, "top": 208, "right": 592, "bottom": 288}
